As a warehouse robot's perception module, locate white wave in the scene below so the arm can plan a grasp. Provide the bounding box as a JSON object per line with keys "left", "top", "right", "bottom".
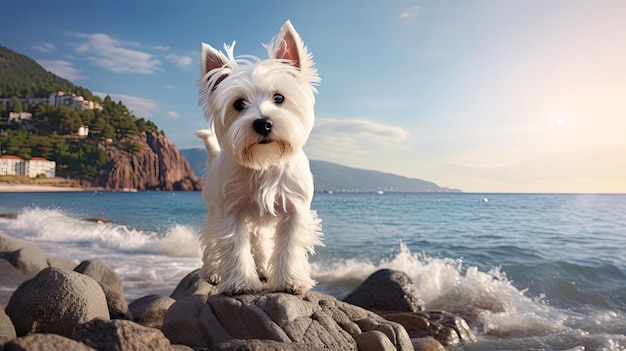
{"left": 312, "top": 242, "right": 569, "bottom": 339}
{"left": 0, "top": 207, "right": 201, "bottom": 258}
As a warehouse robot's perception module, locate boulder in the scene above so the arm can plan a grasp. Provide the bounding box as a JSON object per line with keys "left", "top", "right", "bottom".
{"left": 46, "top": 256, "right": 78, "bottom": 271}
{"left": 0, "top": 257, "right": 30, "bottom": 307}
{"left": 0, "top": 231, "right": 48, "bottom": 276}
{"left": 162, "top": 291, "right": 413, "bottom": 351}
{"left": 343, "top": 269, "right": 425, "bottom": 315}
{"left": 0, "top": 308, "right": 17, "bottom": 343}
{"left": 5, "top": 267, "right": 109, "bottom": 337}
{"left": 73, "top": 318, "right": 187, "bottom": 351}
{"left": 2, "top": 333, "right": 96, "bottom": 351}
{"left": 129, "top": 295, "right": 176, "bottom": 328}
{"left": 411, "top": 337, "right": 446, "bottom": 351}
{"left": 383, "top": 310, "right": 476, "bottom": 346}
{"left": 74, "top": 258, "right": 132, "bottom": 320}
{"left": 170, "top": 268, "right": 219, "bottom": 300}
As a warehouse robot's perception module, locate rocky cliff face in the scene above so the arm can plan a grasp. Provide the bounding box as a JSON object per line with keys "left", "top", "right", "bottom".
{"left": 92, "top": 132, "right": 201, "bottom": 191}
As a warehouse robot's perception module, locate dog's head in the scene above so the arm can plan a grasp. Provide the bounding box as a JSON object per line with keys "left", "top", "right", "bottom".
{"left": 198, "top": 20, "right": 320, "bottom": 170}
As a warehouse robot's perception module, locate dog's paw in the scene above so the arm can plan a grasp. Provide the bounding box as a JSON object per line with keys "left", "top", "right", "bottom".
{"left": 207, "top": 272, "right": 221, "bottom": 285}
{"left": 273, "top": 282, "right": 310, "bottom": 295}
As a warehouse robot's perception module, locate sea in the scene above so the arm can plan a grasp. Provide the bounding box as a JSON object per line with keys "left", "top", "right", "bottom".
{"left": 0, "top": 191, "right": 624, "bottom": 350}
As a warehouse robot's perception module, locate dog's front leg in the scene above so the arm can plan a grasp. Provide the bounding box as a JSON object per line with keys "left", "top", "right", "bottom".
{"left": 268, "top": 208, "right": 322, "bottom": 294}
{"left": 215, "top": 215, "right": 263, "bottom": 295}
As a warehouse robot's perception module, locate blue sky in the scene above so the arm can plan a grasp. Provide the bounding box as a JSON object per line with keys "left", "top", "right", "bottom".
{"left": 2, "top": 1, "right": 625, "bottom": 193}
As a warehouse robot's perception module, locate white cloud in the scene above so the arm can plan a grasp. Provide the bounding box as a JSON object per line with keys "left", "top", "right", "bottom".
{"left": 94, "top": 91, "right": 157, "bottom": 118}
{"left": 32, "top": 42, "right": 56, "bottom": 53}
{"left": 167, "top": 111, "right": 180, "bottom": 118}
{"left": 153, "top": 45, "right": 170, "bottom": 51}
{"left": 37, "top": 60, "right": 86, "bottom": 81}
{"left": 73, "top": 33, "right": 163, "bottom": 74}
{"left": 306, "top": 118, "right": 410, "bottom": 159}
{"left": 399, "top": 5, "right": 421, "bottom": 20}
{"left": 165, "top": 53, "right": 193, "bottom": 68}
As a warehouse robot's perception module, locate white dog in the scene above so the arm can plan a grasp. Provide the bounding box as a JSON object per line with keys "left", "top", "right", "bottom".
{"left": 195, "top": 20, "right": 323, "bottom": 295}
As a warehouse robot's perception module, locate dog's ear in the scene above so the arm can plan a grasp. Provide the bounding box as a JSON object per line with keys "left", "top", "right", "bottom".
{"left": 274, "top": 20, "right": 302, "bottom": 69}
{"left": 201, "top": 43, "right": 229, "bottom": 76}
{"left": 271, "top": 20, "right": 320, "bottom": 86}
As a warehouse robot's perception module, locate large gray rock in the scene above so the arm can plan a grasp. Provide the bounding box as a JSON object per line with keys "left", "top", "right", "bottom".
{"left": 162, "top": 291, "right": 413, "bottom": 351}
{"left": 3, "top": 333, "right": 96, "bottom": 351}
{"left": 343, "top": 269, "right": 425, "bottom": 315}
{"left": 0, "top": 308, "right": 16, "bottom": 343}
{"left": 73, "top": 318, "right": 185, "bottom": 351}
{"left": 5, "top": 267, "right": 110, "bottom": 337}
{"left": 0, "top": 257, "right": 30, "bottom": 307}
{"left": 129, "top": 294, "right": 175, "bottom": 328}
{"left": 170, "top": 268, "right": 219, "bottom": 300}
{"left": 383, "top": 310, "right": 476, "bottom": 346}
{"left": 0, "top": 231, "right": 48, "bottom": 276}
{"left": 74, "top": 258, "right": 132, "bottom": 320}
{"left": 46, "top": 256, "right": 78, "bottom": 271}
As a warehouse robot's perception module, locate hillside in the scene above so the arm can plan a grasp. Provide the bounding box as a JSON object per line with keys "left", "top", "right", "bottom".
{"left": 180, "top": 148, "right": 459, "bottom": 192}
{"left": 0, "top": 46, "right": 199, "bottom": 190}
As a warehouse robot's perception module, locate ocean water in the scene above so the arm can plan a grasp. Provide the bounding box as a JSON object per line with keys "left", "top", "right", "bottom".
{"left": 0, "top": 191, "right": 625, "bottom": 350}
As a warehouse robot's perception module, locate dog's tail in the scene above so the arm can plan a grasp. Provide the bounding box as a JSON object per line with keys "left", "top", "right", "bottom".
{"left": 195, "top": 129, "right": 220, "bottom": 163}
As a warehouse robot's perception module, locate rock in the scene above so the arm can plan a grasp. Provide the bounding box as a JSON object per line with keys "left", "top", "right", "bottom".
{"left": 170, "top": 268, "right": 219, "bottom": 300}
{"left": 74, "top": 258, "right": 132, "bottom": 320}
{"left": 0, "top": 231, "right": 49, "bottom": 276}
{"left": 46, "top": 256, "right": 78, "bottom": 271}
{"left": 92, "top": 131, "right": 201, "bottom": 191}
{"left": 162, "top": 291, "right": 413, "bottom": 351}
{"left": 129, "top": 295, "right": 175, "bottom": 328}
{"left": 383, "top": 310, "right": 476, "bottom": 346}
{"left": 3, "top": 333, "right": 96, "bottom": 351}
{"left": 0, "top": 257, "right": 30, "bottom": 307}
{"left": 73, "top": 318, "right": 181, "bottom": 351}
{"left": 411, "top": 337, "right": 446, "bottom": 351}
{"left": 343, "top": 269, "right": 425, "bottom": 315}
{"left": 5, "top": 267, "right": 110, "bottom": 337}
{"left": 0, "top": 308, "right": 17, "bottom": 343}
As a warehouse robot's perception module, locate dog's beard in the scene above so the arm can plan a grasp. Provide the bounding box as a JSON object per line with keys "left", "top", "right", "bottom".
{"left": 240, "top": 138, "right": 294, "bottom": 170}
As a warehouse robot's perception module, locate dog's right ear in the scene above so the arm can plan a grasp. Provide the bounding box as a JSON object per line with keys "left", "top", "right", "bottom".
{"left": 200, "top": 43, "right": 229, "bottom": 77}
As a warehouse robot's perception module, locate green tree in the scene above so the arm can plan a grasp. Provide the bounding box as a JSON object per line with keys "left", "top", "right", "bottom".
{"left": 11, "top": 96, "right": 22, "bottom": 112}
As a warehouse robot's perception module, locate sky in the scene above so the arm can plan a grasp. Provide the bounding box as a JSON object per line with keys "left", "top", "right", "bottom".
{"left": 2, "top": 0, "right": 625, "bottom": 193}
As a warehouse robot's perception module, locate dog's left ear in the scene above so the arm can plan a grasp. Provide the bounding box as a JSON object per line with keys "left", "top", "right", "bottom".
{"left": 270, "top": 20, "right": 320, "bottom": 86}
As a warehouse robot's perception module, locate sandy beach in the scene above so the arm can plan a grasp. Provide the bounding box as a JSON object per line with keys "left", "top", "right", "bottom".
{"left": 0, "top": 183, "right": 85, "bottom": 192}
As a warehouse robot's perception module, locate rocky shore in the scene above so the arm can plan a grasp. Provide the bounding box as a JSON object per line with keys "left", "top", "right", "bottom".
{"left": 0, "top": 230, "right": 475, "bottom": 351}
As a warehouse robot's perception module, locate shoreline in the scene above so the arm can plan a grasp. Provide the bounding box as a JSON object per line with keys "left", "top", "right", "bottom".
{"left": 0, "top": 183, "right": 85, "bottom": 192}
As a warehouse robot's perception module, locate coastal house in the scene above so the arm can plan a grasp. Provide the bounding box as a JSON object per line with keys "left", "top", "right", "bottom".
{"left": 0, "top": 155, "right": 24, "bottom": 175}
{"left": 0, "top": 91, "right": 103, "bottom": 112}
{"left": 0, "top": 155, "right": 55, "bottom": 178}
{"left": 8, "top": 112, "right": 33, "bottom": 123}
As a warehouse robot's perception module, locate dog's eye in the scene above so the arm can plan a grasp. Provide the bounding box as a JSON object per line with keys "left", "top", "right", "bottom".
{"left": 273, "top": 94, "right": 285, "bottom": 104}
{"left": 233, "top": 98, "right": 245, "bottom": 111}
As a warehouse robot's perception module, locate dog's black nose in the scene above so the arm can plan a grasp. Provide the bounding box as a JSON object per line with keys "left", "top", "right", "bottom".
{"left": 253, "top": 117, "right": 273, "bottom": 136}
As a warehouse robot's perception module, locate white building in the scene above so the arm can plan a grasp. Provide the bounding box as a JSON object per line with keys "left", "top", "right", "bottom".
{"left": 0, "top": 91, "right": 102, "bottom": 112}
{"left": 0, "top": 155, "right": 24, "bottom": 175}
{"left": 8, "top": 112, "right": 32, "bottom": 123}
{"left": 0, "top": 155, "right": 55, "bottom": 178}
{"left": 77, "top": 125, "right": 89, "bottom": 137}
{"left": 25, "top": 157, "right": 56, "bottom": 178}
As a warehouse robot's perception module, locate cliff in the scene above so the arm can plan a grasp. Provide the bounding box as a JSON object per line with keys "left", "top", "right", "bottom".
{"left": 92, "top": 132, "right": 201, "bottom": 191}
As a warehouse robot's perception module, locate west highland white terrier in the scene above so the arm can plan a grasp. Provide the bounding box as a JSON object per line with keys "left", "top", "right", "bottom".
{"left": 195, "top": 20, "right": 323, "bottom": 295}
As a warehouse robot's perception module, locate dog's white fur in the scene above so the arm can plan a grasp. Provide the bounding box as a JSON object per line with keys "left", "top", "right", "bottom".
{"left": 196, "top": 20, "right": 323, "bottom": 295}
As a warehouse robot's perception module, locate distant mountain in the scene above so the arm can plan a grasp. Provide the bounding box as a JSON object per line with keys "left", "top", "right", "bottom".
{"left": 180, "top": 148, "right": 460, "bottom": 192}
